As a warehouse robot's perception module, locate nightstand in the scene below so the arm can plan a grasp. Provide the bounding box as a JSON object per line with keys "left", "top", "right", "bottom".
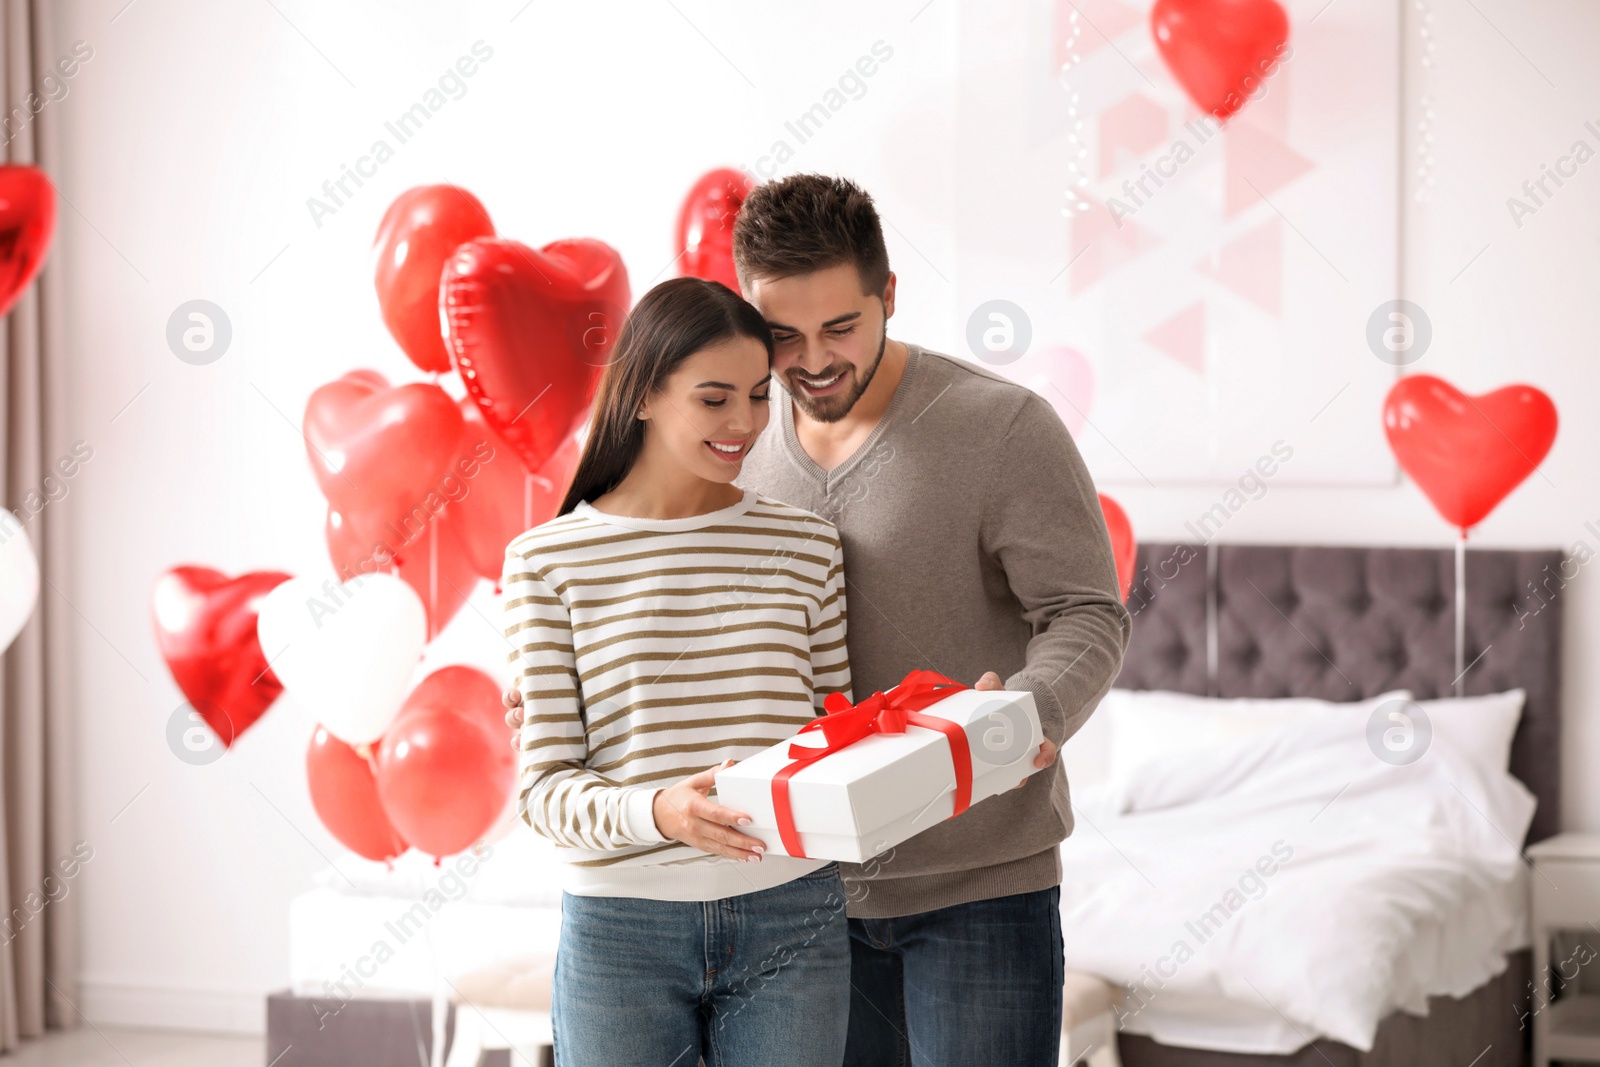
{"left": 1528, "top": 833, "right": 1600, "bottom": 1067}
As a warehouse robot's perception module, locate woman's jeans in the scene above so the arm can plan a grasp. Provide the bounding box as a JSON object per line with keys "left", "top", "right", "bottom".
{"left": 551, "top": 862, "right": 851, "bottom": 1067}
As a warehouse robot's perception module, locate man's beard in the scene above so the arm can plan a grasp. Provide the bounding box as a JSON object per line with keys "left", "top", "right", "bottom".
{"left": 788, "top": 320, "right": 888, "bottom": 425}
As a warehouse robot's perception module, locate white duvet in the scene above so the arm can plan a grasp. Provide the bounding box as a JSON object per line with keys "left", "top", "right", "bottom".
{"left": 1058, "top": 710, "right": 1535, "bottom": 1054}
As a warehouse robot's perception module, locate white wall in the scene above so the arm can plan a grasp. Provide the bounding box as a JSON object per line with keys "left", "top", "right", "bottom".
{"left": 39, "top": 0, "right": 1597, "bottom": 1035}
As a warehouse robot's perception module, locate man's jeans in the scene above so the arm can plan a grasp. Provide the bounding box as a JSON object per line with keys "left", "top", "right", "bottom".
{"left": 844, "top": 886, "right": 1065, "bottom": 1067}
{"left": 551, "top": 861, "right": 851, "bottom": 1067}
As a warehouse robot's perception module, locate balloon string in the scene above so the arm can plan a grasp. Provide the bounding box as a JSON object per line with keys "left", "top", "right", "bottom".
{"left": 1454, "top": 528, "right": 1467, "bottom": 698}
{"left": 409, "top": 863, "right": 443, "bottom": 1067}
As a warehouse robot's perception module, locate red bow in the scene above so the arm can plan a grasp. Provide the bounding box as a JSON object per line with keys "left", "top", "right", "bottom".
{"left": 772, "top": 669, "right": 974, "bottom": 859}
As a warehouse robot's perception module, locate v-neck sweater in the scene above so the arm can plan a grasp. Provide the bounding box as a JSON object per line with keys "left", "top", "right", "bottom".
{"left": 774, "top": 341, "right": 923, "bottom": 491}
{"left": 735, "top": 342, "right": 1132, "bottom": 919}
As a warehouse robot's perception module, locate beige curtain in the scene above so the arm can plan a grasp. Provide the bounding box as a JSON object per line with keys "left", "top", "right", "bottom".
{"left": 0, "top": 0, "right": 80, "bottom": 1047}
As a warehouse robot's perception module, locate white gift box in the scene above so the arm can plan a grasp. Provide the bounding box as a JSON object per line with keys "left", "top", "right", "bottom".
{"left": 713, "top": 687, "right": 1044, "bottom": 862}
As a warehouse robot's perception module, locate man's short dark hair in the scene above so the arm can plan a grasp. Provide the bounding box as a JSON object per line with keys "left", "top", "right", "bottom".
{"left": 732, "top": 174, "right": 891, "bottom": 296}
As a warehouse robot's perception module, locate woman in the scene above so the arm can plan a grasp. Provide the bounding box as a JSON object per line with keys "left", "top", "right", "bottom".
{"left": 499, "top": 276, "right": 853, "bottom": 1066}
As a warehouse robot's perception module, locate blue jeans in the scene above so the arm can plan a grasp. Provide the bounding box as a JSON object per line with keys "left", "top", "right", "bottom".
{"left": 843, "top": 886, "right": 1064, "bottom": 1067}
{"left": 551, "top": 862, "right": 851, "bottom": 1067}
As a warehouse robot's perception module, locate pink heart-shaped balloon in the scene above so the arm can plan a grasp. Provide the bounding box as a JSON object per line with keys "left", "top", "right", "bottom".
{"left": 1048, "top": 346, "right": 1095, "bottom": 437}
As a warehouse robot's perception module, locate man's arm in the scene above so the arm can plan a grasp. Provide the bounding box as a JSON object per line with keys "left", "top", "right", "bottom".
{"left": 979, "top": 393, "right": 1132, "bottom": 750}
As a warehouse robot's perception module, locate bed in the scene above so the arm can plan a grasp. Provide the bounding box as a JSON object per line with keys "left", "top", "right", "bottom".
{"left": 1072, "top": 541, "right": 1564, "bottom": 1067}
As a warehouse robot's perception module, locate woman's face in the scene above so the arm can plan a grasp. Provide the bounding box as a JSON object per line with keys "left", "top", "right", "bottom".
{"left": 637, "top": 334, "right": 773, "bottom": 484}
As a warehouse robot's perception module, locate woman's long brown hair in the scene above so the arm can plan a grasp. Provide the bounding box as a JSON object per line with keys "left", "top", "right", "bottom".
{"left": 556, "top": 277, "right": 774, "bottom": 517}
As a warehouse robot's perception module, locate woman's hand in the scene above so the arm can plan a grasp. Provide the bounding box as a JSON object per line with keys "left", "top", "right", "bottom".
{"left": 652, "top": 761, "right": 767, "bottom": 862}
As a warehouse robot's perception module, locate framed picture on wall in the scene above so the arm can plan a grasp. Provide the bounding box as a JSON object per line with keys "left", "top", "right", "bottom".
{"left": 954, "top": 0, "right": 1403, "bottom": 486}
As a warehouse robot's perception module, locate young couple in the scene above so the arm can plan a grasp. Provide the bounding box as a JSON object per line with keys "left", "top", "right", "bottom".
{"left": 500, "top": 174, "right": 1131, "bottom": 1067}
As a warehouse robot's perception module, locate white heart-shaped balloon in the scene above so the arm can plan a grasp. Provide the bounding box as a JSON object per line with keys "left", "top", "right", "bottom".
{"left": 0, "top": 515, "right": 40, "bottom": 654}
{"left": 256, "top": 572, "right": 426, "bottom": 745}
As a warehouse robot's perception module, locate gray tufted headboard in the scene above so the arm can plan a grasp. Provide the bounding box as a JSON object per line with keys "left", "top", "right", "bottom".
{"left": 1114, "top": 542, "right": 1565, "bottom": 843}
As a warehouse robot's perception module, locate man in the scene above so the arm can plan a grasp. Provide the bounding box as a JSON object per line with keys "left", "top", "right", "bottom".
{"left": 505, "top": 174, "right": 1130, "bottom": 1065}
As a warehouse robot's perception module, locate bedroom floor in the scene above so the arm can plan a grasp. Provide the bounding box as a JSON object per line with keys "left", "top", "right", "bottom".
{"left": 5, "top": 1026, "right": 261, "bottom": 1065}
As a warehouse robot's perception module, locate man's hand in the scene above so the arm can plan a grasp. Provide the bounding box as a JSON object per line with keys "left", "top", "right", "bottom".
{"left": 652, "top": 761, "right": 767, "bottom": 862}
{"left": 972, "top": 671, "right": 1060, "bottom": 791}
{"left": 504, "top": 686, "right": 524, "bottom": 750}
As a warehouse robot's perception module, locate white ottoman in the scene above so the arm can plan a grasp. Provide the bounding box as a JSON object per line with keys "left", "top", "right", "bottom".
{"left": 440, "top": 953, "right": 556, "bottom": 1067}
{"left": 1060, "top": 970, "right": 1123, "bottom": 1067}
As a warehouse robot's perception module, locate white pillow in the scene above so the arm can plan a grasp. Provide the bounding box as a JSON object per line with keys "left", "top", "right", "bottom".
{"left": 1409, "top": 688, "right": 1526, "bottom": 772}
{"left": 1100, "top": 688, "right": 1414, "bottom": 786}
{"left": 1083, "top": 687, "right": 1527, "bottom": 787}
{"left": 1215, "top": 687, "right": 1526, "bottom": 772}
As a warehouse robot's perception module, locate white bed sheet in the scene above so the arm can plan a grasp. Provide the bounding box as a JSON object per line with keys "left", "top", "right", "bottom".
{"left": 1059, "top": 711, "right": 1535, "bottom": 1055}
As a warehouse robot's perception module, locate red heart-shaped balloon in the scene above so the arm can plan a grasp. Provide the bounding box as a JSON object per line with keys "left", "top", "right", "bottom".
{"left": 443, "top": 237, "right": 629, "bottom": 473}
{"left": 376, "top": 667, "right": 516, "bottom": 858}
{"left": 1098, "top": 494, "right": 1137, "bottom": 603}
{"left": 0, "top": 166, "right": 56, "bottom": 320}
{"left": 449, "top": 396, "right": 583, "bottom": 582}
{"left": 307, "top": 726, "right": 409, "bottom": 863}
{"left": 1383, "top": 375, "right": 1558, "bottom": 531}
{"left": 303, "top": 370, "right": 467, "bottom": 548}
{"left": 373, "top": 185, "right": 495, "bottom": 375}
{"left": 1150, "top": 0, "right": 1289, "bottom": 121}
{"left": 676, "top": 168, "right": 752, "bottom": 292}
{"left": 152, "top": 566, "right": 291, "bottom": 746}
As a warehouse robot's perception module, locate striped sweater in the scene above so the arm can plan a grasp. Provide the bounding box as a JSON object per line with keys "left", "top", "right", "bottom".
{"left": 500, "top": 487, "right": 852, "bottom": 900}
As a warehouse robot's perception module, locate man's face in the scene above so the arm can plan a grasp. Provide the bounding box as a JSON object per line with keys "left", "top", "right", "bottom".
{"left": 744, "top": 263, "right": 895, "bottom": 424}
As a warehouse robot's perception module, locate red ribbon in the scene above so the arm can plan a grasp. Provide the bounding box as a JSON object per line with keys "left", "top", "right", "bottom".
{"left": 771, "top": 669, "right": 973, "bottom": 859}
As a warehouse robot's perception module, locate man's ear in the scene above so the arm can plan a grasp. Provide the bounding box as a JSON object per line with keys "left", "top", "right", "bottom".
{"left": 881, "top": 271, "right": 898, "bottom": 320}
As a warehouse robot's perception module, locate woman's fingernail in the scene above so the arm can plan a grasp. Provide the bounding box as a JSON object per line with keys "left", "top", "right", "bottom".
{"left": 752, "top": 844, "right": 764, "bottom": 854}
{"left": 737, "top": 818, "right": 751, "bottom": 826}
